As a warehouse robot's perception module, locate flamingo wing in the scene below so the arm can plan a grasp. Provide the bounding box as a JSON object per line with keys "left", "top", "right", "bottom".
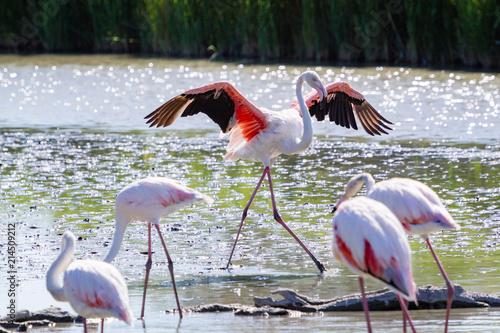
{"left": 303, "top": 82, "right": 393, "bottom": 136}
{"left": 145, "top": 81, "right": 266, "bottom": 134}
{"left": 64, "top": 260, "right": 133, "bottom": 322}
{"left": 332, "top": 197, "right": 416, "bottom": 301}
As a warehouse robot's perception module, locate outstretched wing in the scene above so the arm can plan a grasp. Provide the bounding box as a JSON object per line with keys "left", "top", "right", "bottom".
{"left": 300, "top": 81, "right": 394, "bottom": 136}
{"left": 145, "top": 82, "right": 265, "bottom": 134}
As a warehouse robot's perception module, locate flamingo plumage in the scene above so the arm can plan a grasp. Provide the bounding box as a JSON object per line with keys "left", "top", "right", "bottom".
{"left": 332, "top": 197, "right": 418, "bottom": 333}
{"left": 334, "top": 172, "right": 460, "bottom": 333}
{"left": 145, "top": 71, "right": 393, "bottom": 273}
{"left": 103, "top": 176, "right": 213, "bottom": 319}
{"left": 46, "top": 231, "right": 133, "bottom": 333}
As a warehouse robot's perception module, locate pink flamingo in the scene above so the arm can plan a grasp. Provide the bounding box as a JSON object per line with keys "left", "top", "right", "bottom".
{"left": 145, "top": 71, "right": 393, "bottom": 273}
{"left": 46, "top": 231, "right": 133, "bottom": 333}
{"left": 103, "top": 177, "right": 213, "bottom": 319}
{"left": 334, "top": 172, "right": 460, "bottom": 333}
{"left": 332, "top": 197, "right": 418, "bottom": 333}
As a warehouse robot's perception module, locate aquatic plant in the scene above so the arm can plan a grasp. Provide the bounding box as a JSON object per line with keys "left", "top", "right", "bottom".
{"left": 0, "top": 0, "right": 498, "bottom": 67}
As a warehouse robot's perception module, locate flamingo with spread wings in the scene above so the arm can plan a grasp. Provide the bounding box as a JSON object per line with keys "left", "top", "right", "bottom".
{"left": 145, "top": 71, "right": 393, "bottom": 273}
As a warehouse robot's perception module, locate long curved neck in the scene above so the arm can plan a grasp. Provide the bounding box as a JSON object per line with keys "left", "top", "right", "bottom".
{"left": 335, "top": 173, "right": 376, "bottom": 207}
{"left": 46, "top": 239, "right": 74, "bottom": 302}
{"left": 292, "top": 76, "right": 314, "bottom": 153}
{"left": 103, "top": 210, "right": 129, "bottom": 263}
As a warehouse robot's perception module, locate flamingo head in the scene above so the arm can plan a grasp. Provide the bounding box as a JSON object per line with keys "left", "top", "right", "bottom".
{"left": 303, "top": 71, "right": 328, "bottom": 107}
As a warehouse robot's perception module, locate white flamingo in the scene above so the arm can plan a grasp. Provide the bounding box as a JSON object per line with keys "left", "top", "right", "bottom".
{"left": 103, "top": 176, "right": 213, "bottom": 319}
{"left": 332, "top": 196, "right": 418, "bottom": 333}
{"left": 46, "top": 231, "right": 133, "bottom": 333}
{"left": 145, "top": 71, "right": 393, "bottom": 273}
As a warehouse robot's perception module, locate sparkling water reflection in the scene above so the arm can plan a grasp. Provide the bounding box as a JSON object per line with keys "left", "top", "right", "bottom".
{"left": 0, "top": 55, "right": 499, "bottom": 332}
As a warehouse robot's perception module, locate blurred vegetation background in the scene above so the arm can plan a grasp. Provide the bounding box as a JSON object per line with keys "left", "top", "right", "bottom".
{"left": 1, "top": 0, "right": 499, "bottom": 68}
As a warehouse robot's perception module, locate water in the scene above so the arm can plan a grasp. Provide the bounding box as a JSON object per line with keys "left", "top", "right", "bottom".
{"left": 0, "top": 55, "right": 499, "bottom": 332}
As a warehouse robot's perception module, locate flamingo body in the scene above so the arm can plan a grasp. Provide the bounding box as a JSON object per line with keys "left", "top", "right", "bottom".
{"left": 334, "top": 173, "right": 460, "bottom": 239}
{"left": 333, "top": 197, "right": 416, "bottom": 301}
{"left": 47, "top": 231, "right": 133, "bottom": 332}
{"left": 104, "top": 176, "right": 213, "bottom": 318}
{"left": 115, "top": 177, "right": 213, "bottom": 224}
{"left": 63, "top": 260, "right": 133, "bottom": 323}
{"left": 367, "top": 177, "right": 458, "bottom": 236}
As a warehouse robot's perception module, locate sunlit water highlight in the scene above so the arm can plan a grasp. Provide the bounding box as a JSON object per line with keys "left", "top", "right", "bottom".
{"left": 0, "top": 55, "right": 499, "bottom": 332}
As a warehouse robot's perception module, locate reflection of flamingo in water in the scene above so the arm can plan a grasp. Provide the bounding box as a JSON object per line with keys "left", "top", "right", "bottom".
{"left": 332, "top": 197, "right": 418, "bottom": 333}
{"left": 145, "top": 71, "right": 393, "bottom": 273}
{"left": 46, "top": 231, "right": 133, "bottom": 333}
{"left": 103, "top": 177, "right": 213, "bottom": 319}
{"left": 334, "top": 172, "right": 459, "bottom": 332}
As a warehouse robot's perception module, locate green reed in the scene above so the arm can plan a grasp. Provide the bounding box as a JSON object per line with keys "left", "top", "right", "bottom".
{"left": 0, "top": 0, "right": 498, "bottom": 67}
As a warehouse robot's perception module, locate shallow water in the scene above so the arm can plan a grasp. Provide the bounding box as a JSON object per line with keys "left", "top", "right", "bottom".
{"left": 0, "top": 55, "right": 499, "bottom": 332}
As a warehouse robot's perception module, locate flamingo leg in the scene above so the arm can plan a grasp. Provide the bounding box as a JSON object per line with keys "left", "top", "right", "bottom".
{"left": 226, "top": 168, "right": 268, "bottom": 269}
{"left": 426, "top": 237, "right": 454, "bottom": 333}
{"left": 101, "top": 318, "right": 104, "bottom": 333}
{"left": 359, "top": 277, "right": 372, "bottom": 333}
{"left": 401, "top": 298, "right": 408, "bottom": 333}
{"left": 154, "top": 224, "right": 183, "bottom": 319}
{"left": 140, "top": 223, "right": 153, "bottom": 318}
{"left": 398, "top": 295, "right": 417, "bottom": 333}
{"left": 266, "top": 167, "right": 326, "bottom": 273}
{"left": 83, "top": 318, "right": 87, "bottom": 333}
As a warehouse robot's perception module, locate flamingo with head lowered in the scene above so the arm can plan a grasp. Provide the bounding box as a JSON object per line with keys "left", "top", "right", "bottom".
{"left": 145, "top": 71, "right": 393, "bottom": 273}
{"left": 334, "top": 172, "right": 460, "bottom": 333}
{"left": 46, "top": 231, "right": 133, "bottom": 333}
{"left": 103, "top": 176, "right": 213, "bottom": 319}
{"left": 332, "top": 196, "right": 418, "bottom": 333}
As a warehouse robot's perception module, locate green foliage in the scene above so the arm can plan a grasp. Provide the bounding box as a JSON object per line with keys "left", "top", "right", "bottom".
{"left": 0, "top": 0, "right": 498, "bottom": 67}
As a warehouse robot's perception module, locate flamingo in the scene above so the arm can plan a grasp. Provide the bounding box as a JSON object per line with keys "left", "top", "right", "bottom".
{"left": 103, "top": 176, "right": 213, "bottom": 319}
{"left": 334, "top": 172, "right": 460, "bottom": 333}
{"left": 332, "top": 196, "right": 418, "bottom": 333}
{"left": 145, "top": 71, "right": 393, "bottom": 273}
{"left": 46, "top": 231, "right": 133, "bottom": 333}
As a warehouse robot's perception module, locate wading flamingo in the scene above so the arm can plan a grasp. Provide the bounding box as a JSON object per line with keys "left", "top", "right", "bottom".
{"left": 103, "top": 177, "right": 213, "bottom": 319}
{"left": 46, "top": 231, "right": 133, "bottom": 333}
{"left": 145, "top": 71, "right": 393, "bottom": 273}
{"left": 332, "top": 197, "right": 418, "bottom": 333}
{"left": 334, "top": 172, "right": 459, "bottom": 333}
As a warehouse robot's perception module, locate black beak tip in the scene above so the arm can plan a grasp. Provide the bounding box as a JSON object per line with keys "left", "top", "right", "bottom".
{"left": 331, "top": 206, "right": 337, "bottom": 213}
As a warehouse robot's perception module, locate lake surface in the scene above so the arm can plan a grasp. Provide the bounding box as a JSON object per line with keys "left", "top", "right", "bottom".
{"left": 0, "top": 55, "right": 499, "bottom": 332}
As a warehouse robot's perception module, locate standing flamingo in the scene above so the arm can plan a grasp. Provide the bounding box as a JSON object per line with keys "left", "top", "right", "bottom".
{"left": 103, "top": 176, "right": 213, "bottom": 319}
{"left": 46, "top": 231, "right": 133, "bottom": 333}
{"left": 145, "top": 71, "right": 393, "bottom": 273}
{"left": 334, "top": 172, "right": 460, "bottom": 333}
{"left": 332, "top": 196, "right": 418, "bottom": 333}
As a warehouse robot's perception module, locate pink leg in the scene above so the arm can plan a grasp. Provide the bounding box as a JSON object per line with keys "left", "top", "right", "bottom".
{"left": 154, "top": 224, "right": 183, "bottom": 319}
{"left": 140, "top": 223, "right": 153, "bottom": 318}
{"left": 226, "top": 168, "right": 268, "bottom": 269}
{"left": 101, "top": 318, "right": 104, "bottom": 333}
{"left": 83, "top": 318, "right": 87, "bottom": 333}
{"left": 398, "top": 295, "right": 417, "bottom": 333}
{"left": 401, "top": 298, "right": 408, "bottom": 333}
{"left": 266, "top": 167, "right": 326, "bottom": 273}
{"left": 359, "top": 277, "right": 372, "bottom": 333}
{"left": 426, "top": 238, "right": 454, "bottom": 333}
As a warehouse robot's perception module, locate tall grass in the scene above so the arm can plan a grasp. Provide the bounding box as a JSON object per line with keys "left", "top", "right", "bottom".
{"left": 0, "top": 0, "right": 498, "bottom": 68}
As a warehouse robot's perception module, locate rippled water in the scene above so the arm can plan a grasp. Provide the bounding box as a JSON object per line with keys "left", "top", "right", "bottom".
{"left": 0, "top": 55, "right": 499, "bottom": 332}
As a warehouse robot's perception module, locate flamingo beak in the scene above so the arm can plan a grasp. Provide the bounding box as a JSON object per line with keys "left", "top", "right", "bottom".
{"left": 317, "top": 83, "right": 328, "bottom": 110}
{"left": 331, "top": 205, "right": 337, "bottom": 213}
